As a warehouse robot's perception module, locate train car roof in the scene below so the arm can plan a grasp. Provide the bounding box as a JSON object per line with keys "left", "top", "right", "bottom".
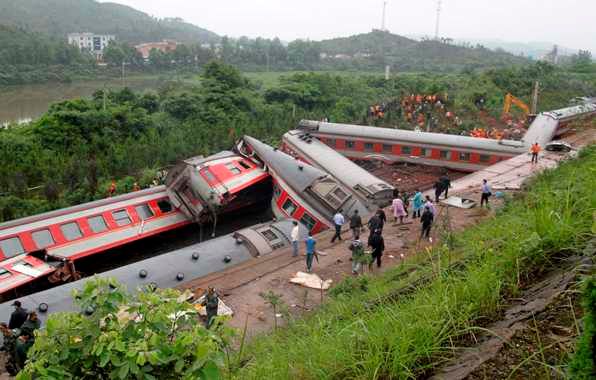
{"left": 542, "top": 102, "right": 596, "bottom": 120}
{"left": 298, "top": 121, "right": 527, "bottom": 155}
{"left": 0, "top": 186, "right": 167, "bottom": 233}
{"left": 284, "top": 130, "right": 394, "bottom": 189}
{"left": 243, "top": 136, "right": 328, "bottom": 192}
{"left": 0, "top": 219, "right": 300, "bottom": 324}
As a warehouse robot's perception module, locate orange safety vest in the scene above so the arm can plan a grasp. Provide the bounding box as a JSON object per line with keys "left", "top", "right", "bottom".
{"left": 531, "top": 144, "right": 541, "bottom": 154}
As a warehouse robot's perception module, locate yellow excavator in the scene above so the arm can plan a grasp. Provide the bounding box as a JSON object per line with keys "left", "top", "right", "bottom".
{"left": 502, "top": 82, "right": 539, "bottom": 122}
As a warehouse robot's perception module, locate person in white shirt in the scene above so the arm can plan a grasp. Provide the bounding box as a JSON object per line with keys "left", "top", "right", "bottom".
{"left": 330, "top": 209, "right": 345, "bottom": 243}
{"left": 290, "top": 221, "right": 300, "bottom": 257}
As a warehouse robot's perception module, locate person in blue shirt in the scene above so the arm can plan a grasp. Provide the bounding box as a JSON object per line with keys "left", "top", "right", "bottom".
{"left": 305, "top": 232, "right": 317, "bottom": 273}
{"left": 481, "top": 179, "right": 492, "bottom": 208}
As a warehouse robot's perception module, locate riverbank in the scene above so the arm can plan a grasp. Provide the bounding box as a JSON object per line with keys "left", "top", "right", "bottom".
{"left": 223, "top": 143, "right": 596, "bottom": 379}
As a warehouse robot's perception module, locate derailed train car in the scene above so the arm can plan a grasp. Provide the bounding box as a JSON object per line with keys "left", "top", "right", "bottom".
{"left": 296, "top": 101, "right": 596, "bottom": 172}
{"left": 0, "top": 219, "right": 307, "bottom": 324}
{"left": 237, "top": 136, "right": 369, "bottom": 234}
{"left": 281, "top": 130, "right": 395, "bottom": 209}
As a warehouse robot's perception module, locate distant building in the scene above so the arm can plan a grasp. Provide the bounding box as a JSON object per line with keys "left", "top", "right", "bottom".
{"left": 135, "top": 40, "right": 178, "bottom": 60}
{"left": 68, "top": 33, "right": 115, "bottom": 60}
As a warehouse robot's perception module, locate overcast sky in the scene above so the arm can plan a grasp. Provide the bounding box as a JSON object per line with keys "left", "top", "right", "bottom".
{"left": 100, "top": 0, "right": 595, "bottom": 53}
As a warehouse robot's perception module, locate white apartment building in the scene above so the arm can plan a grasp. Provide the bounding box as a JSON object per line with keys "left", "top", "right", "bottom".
{"left": 68, "top": 33, "right": 115, "bottom": 59}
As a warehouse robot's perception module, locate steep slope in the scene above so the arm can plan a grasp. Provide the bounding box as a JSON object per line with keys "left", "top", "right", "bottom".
{"left": 0, "top": 0, "right": 219, "bottom": 44}
{"left": 320, "top": 30, "right": 529, "bottom": 72}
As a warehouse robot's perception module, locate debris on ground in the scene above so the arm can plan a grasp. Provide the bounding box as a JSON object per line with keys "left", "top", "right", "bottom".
{"left": 193, "top": 297, "right": 234, "bottom": 317}
{"left": 290, "top": 272, "right": 333, "bottom": 290}
{"left": 440, "top": 196, "right": 477, "bottom": 209}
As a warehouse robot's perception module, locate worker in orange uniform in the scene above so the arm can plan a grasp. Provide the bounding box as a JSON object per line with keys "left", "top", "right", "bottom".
{"left": 108, "top": 180, "right": 116, "bottom": 197}
{"left": 530, "top": 142, "right": 541, "bottom": 164}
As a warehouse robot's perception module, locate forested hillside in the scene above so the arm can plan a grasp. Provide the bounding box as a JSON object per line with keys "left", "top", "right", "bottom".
{"left": 0, "top": 0, "right": 219, "bottom": 44}
{"left": 318, "top": 30, "right": 529, "bottom": 72}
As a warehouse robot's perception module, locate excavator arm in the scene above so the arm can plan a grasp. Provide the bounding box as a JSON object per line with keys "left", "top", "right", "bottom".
{"left": 503, "top": 93, "right": 530, "bottom": 116}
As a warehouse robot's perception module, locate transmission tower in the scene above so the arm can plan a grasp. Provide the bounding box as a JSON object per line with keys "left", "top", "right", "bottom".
{"left": 381, "top": 1, "right": 388, "bottom": 31}
{"left": 434, "top": 0, "right": 442, "bottom": 40}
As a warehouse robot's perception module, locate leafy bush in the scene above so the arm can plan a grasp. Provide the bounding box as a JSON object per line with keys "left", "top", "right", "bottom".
{"left": 17, "top": 278, "right": 230, "bottom": 379}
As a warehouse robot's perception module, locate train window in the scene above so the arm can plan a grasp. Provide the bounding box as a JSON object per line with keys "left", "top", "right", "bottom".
{"left": 333, "top": 187, "right": 348, "bottom": 200}
{"left": 157, "top": 199, "right": 173, "bottom": 213}
{"left": 60, "top": 222, "right": 83, "bottom": 241}
{"left": 300, "top": 213, "right": 317, "bottom": 232}
{"left": 282, "top": 199, "right": 298, "bottom": 216}
{"left": 459, "top": 152, "right": 471, "bottom": 161}
{"left": 273, "top": 184, "right": 282, "bottom": 199}
{"left": 382, "top": 144, "right": 392, "bottom": 152}
{"left": 261, "top": 229, "right": 278, "bottom": 242}
{"left": 364, "top": 142, "right": 374, "bottom": 152}
{"left": 112, "top": 210, "right": 132, "bottom": 227}
{"left": 479, "top": 154, "right": 491, "bottom": 163}
{"left": 440, "top": 150, "right": 449, "bottom": 159}
{"left": 201, "top": 168, "right": 216, "bottom": 182}
{"left": 0, "top": 269, "right": 11, "bottom": 279}
{"left": 326, "top": 139, "right": 336, "bottom": 147}
{"left": 32, "top": 229, "right": 54, "bottom": 249}
{"left": 0, "top": 237, "right": 25, "bottom": 258}
{"left": 345, "top": 140, "right": 355, "bottom": 149}
{"left": 88, "top": 215, "right": 108, "bottom": 233}
{"left": 225, "top": 163, "right": 241, "bottom": 175}
{"left": 135, "top": 204, "right": 154, "bottom": 221}
{"left": 401, "top": 146, "right": 412, "bottom": 155}
{"left": 239, "top": 160, "right": 251, "bottom": 170}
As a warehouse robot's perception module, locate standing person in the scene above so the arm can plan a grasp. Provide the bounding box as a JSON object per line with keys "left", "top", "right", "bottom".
{"left": 201, "top": 287, "right": 219, "bottom": 328}
{"left": 530, "top": 142, "right": 541, "bottom": 164}
{"left": 349, "top": 210, "right": 362, "bottom": 240}
{"left": 290, "top": 221, "right": 300, "bottom": 257}
{"left": 330, "top": 209, "right": 345, "bottom": 243}
{"left": 433, "top": 179, "right": 444, "bottom": 203}
{"left": 392, "top": 193, "right": 407, "bottom": 224}
{"left": 481, "top": 179, "right": 492, "bottom": 208}
{"left": 107, "top": 180, "right": 117, "bottom": 197}
{"left": 14, "top": 312, "right": 40, "bottom": 372}
{"left": 0, "top": 323, "right": 17, "bottom": 375}
{"left": 440, "top": 174, "right": 451, "bottom": 199}
{"left": 424, "top": 196, "right": 437, "bottom": 216}
{"left": 377, "top": 209, "right": 387, "bottom": 232}
{"left": 368, "top": 230, "right": 385, "bottom": 269}
{"left": 349, "top": 239, "right": 364, "bottom": 275}
{"left": 132, "top": 182, "right": 141, "bottom": 192}
{"left": 420, "top": 206, "right": 434, "bottom": 240}
{"left": 412, "top": 189, "right": 424, "bottom": 218}
{"left": 8, "top": 301, "right": 27, "bottom": 330}
{"left": 305, "top": 232, "right": 317, "bottom": 273}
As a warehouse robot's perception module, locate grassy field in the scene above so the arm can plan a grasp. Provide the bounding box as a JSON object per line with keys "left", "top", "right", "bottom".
{"left": 232, "top": 145, "right": 596, "bottom": 379}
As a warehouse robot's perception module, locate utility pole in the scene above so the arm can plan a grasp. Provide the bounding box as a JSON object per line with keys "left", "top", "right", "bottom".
{"left": 434, "top": 0, "right": 442, "bottom": 40}
{"left": 531, "top": 81, "right": 540, "bottom": 115}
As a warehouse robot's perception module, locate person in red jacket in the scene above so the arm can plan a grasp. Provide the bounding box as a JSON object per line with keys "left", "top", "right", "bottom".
{"left": 530, "top": 142, "right": 541, "bottom": 164}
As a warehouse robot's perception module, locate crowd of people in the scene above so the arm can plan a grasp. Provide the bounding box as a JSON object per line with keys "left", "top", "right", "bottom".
{"left": 1, "top": 301, "right": 40, "bottom": 375}
{"left": 296, "top": 175, "right": 498, "bottom": 275}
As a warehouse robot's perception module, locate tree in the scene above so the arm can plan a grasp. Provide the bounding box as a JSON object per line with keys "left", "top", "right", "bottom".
{"left": 17, "top": 277, "right": 230, "bottom": 379}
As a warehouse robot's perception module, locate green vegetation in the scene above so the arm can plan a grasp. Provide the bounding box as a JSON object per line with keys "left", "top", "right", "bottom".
{"left": 0, "top": 0, "right": 218, "bottom": 44}
{"left": 1, "top": 61, "right": 595, "bottom": 222}
{"left": 569, "top": 276, "right": 596, "bottom": 379}
{"left": 17, "top": 277, "right": 231, "bottom": 379}
{"left": 233, "top": 145, "right": 596, "bottom": 379}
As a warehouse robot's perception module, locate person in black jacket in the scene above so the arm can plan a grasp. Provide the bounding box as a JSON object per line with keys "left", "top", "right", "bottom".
{"left": 349, "top": 210, "right": 362, "bottom": 240}
{"left": 420, "top": 206, "right": 434, "bottom": 241}
{"left": 368, "top": 229, "right": 385, "bottom": 269}
{"left": 8, "top": 301, "right": 27, "bottom": 330}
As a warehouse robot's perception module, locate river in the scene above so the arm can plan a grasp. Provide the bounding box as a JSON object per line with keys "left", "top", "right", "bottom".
{"left": 0, "top": 76, "right": 170, "bottom": 126}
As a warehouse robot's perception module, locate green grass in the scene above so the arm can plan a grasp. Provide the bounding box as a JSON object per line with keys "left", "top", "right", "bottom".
{"left": 233, "top": 145, "right": 596, "bottom": 379}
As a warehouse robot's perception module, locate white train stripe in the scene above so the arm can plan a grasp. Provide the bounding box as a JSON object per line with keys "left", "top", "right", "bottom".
{"left": 47, "top": 212, "right": 189, "bottom": 259}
